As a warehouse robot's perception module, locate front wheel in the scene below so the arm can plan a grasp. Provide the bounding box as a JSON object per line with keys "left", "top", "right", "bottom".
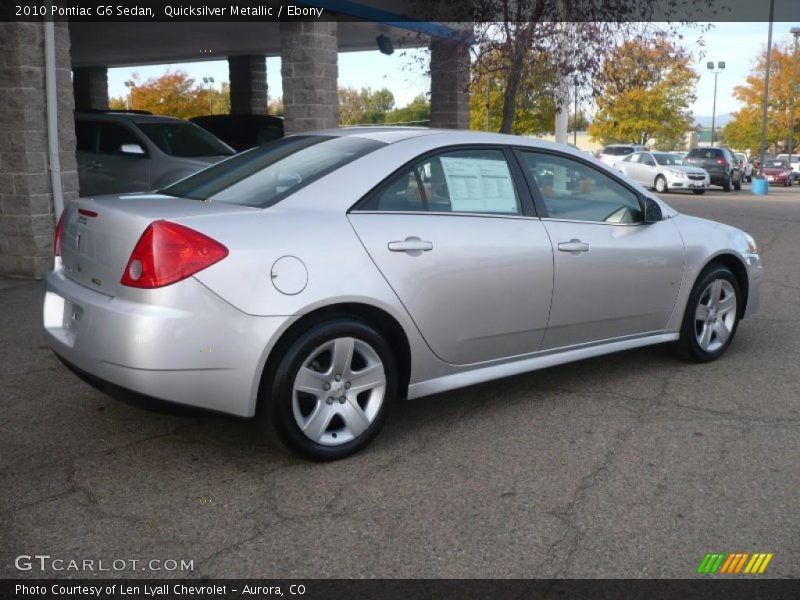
{"left": 264, "top": 319, "right": 397, "bottom": 460}
{"left": 654, "top": 175, "right": 668, "bottom": 193}
{"left": 676, "top": 265, "right": 741, "bottom": 362}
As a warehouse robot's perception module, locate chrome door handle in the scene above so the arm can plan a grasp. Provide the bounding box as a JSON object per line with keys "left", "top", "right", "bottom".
{"left": 388, "top": 238, "right": 433, "bottom": 252}
{"left": 557, "top": 239, "right": 590, "bottom": 253}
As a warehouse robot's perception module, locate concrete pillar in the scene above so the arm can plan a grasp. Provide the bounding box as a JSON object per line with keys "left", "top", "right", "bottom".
{"left": 280, "top": 22, "right": 338, "bottom": 134}
{"left": 0, "top": 22, "right": 79, "bottom": 278}
{"left": 228, "top": 55, "right": 267, "bottom": 115}
{"left": 429, "top": 38, "right": 470, "bottom": 129}
{"left": 73, "top": 66, "right": 108, "bottom": 111}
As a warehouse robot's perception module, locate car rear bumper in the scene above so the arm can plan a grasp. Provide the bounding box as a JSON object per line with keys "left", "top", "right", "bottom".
{"left": 43, "top": 268, "right": 293, "bottom": 417}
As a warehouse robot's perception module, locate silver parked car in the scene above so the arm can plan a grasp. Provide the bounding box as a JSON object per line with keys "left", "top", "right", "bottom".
{"left": 617, "top": 151, "right": 710, "bottom": 195}
{"left": 44, "top": 129, "right": 762, "bottom": 460}
{"left": 75, "top": 112, "right": 235, "bottom": 197}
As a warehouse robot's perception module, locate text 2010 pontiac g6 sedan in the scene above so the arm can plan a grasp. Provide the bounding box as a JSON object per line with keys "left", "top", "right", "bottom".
{"left": 44, "top": 129, "right": 762, "bottom": 460}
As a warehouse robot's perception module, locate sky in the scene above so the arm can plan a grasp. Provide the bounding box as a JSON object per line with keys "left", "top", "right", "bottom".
{"left": 107, "top": 21, "right": 800, "bottom": 123}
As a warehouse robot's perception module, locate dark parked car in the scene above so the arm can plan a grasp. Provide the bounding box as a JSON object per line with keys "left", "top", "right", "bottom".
{"left": 190, "top": 114, "right": 284, "bottom": 152}
{"left": 684, "top": 147, "right": 742, "bottom": 191}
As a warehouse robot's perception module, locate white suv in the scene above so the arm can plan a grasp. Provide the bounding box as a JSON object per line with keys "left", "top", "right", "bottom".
{"left": 596, "top": 144, "right": 647, "bottom": 167}
{"left": 776, "top": 154, "right": 800, "bottom": 182}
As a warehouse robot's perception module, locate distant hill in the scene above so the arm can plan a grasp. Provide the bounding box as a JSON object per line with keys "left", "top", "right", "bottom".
{"left": 694, "top": 113, "right": 733, "bottom": 128}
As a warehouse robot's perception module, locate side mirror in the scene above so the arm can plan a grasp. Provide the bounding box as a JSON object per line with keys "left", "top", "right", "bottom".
{"left": 642, "top": 197, "right": 663, "bottom": 223}
{"left": 119, "top": 143, "right": 145, "bottom": 156}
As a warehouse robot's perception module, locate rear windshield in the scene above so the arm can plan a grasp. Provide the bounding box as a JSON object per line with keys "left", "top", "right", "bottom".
{"left": 687, "top": 148, "right": 722, "bottom": 158}
{"left": 604, "top": 146, "right": 634, "bottom": 155}
{"left": 137, "top": 122, "right": 235, "bottom": 158}
{"left": 160, "top": 135, "right": 386, "bottom": 208}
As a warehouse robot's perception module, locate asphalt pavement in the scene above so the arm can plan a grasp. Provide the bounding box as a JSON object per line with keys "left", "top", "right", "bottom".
{"left": 2, "top": 182, "right": 799, "bottom": 579}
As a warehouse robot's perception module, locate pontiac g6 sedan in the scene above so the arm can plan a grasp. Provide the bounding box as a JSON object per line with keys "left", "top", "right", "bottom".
{"left": 44, "top": 129, "right": 763, "bottom": 460}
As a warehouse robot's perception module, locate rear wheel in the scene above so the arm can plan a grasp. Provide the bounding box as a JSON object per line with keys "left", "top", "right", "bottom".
{"left": 722, "top": 176, "right": 732, "bottom": 192}
{"left": 654, "top": 175, "right": 668, "bottom": 193}
{"left": 264, "top": 319, "right": 397, "bottom": 460}
{"left": 676, "top": 265, "right": 741, "bottom": 362}
{"left": 692, "top": 189, "right": 706, "bottom": 195}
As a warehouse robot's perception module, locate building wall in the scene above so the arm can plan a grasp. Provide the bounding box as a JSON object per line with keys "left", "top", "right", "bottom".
{"left": 0, "top": 22, "right": 79, "bottom": 278}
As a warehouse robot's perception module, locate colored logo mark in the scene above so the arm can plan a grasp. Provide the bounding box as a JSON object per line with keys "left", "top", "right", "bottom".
{"left": 696, "top": 552, "right": 773, "bottom": 574}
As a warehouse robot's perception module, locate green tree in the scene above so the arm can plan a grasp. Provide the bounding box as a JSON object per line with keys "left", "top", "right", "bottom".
{"left": 588, "top": 37, "right": 698, "bottom": 150}
{"left": 469, "top": 47, "right": 556, "bottom": 134}
{"left": 338, "top": 86, "right": 395, "bottom": 125}
{"left": 722, "top": 40, "right": 800, "bottom": 153}
{"left": 385, "top": 94, "right": 430, "bottom": 125}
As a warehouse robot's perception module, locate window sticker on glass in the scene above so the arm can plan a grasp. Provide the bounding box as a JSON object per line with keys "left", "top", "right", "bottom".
{"left": 439, "top": 156, "right": 518, "bottom": 213}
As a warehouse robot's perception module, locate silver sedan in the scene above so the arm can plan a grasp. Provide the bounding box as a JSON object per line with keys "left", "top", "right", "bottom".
{"left": 617, "top": 150, "right": 710, "bottom": 194}
{"left": 44, "top": 129, "right": 762, "bottom": 460}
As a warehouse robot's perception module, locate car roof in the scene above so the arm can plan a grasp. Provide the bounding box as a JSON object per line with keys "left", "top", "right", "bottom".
{"left": 295, "top": 127, "right": 603, "bottom": 153}
{"left": 75, "top": 111, "right": 190, "bottom": 125}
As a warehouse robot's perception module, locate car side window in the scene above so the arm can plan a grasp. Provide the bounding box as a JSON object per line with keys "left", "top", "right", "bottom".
{"left": 519, "top": 151, "right": 643, "bottom": 224}
{"left": 625, "top": 153, "right": 640, "bottom": 163}
{"left": 97, "top": 123, "right": 144, "bottom": 155}
{"left": 642, "top": 154, "right": 656, "bottom": 166}
{"left": 359, "top": 149, "right": 522, "bottom": 216}
{"left": 75, "top": 121, "right": 99, "bottom": 153}
{"left": 358, "top": 167, "right": 427, "bottom": 212}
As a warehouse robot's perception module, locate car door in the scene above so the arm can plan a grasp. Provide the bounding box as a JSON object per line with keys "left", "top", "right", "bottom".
{"left": 638, "top": 152, "right": 659, "bottom": 188}
{"left": 91, "top": 122, "right": 151, "bottom": 195}
{"left": 516, "top": 149, "right": 685, "bottom": 350}
{"left": 348, "top": 147, "right": 554, "bottom": 365}
{"left": 618, "top": 152, "right": 645, "bottom": 184}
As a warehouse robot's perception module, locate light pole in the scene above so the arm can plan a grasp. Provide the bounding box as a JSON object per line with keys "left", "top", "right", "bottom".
{"left": 789, "top": 27, "right": 800, "bottom": 170}
{"left": 707, "top": 61, "right": 725, "bottom": 147}
{"left": 123, "top": 80, "right": 135, "bottom": 110}
{"left": 202, "top": 76, "right": 215, "bottom": 115}
{"left": 758, "top": 0, "right": 776, "bottom": 177}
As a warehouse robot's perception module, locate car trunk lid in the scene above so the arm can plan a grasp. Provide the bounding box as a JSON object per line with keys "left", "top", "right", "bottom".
{"left": 58, "top": 193, "right": 254, "bottom": 296}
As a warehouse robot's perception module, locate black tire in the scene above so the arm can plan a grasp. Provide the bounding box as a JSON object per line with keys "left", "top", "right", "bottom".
{"left": 654, "top": 175, "right": 668, "bottom": 193}
{"left": 722, "top": 175, "right": 732, "bottom": 192}
{"left": 692, "top": 189, "right": 706, "bottom": 195}
{"left": 262, "top": 318, "right": 398, "bottom": 461}
{"left": 675, "top": 265, "right": 741, "bottom": 362}
{"left": 733, "top": 175, "right": 742, "bottom": 191}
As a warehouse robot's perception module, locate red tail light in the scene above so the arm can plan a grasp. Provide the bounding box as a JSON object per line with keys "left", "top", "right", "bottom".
{"left": 121, "top": 221, "right": 228, "bottom": 289}
{"left": 54, "top": 211, "right": 65, "bottom": 256}
{"left": 716, "top": 159, "right": 728, "bottom": 166}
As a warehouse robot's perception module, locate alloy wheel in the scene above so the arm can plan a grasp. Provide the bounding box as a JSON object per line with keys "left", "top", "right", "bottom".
{"left": 694, "top": 279, "right": 737, "bottom": 353}
{"left": 292, "top": 337, "right": 386, "bottom": 446}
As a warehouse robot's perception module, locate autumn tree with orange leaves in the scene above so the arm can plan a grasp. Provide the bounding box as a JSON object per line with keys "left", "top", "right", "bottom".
{"left": 109, "top": 71, "right": 231, "bottom": 118}
{"left": 722, "top": 40, "right": 800, "bottom": 153}
{"left": 588, "top": 37, "right": 698, "bottom": 150}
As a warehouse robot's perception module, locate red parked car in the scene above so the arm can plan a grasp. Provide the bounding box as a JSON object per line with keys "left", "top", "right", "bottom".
{"left": 761, "top": 159, "right": 794, "bottom": 186}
